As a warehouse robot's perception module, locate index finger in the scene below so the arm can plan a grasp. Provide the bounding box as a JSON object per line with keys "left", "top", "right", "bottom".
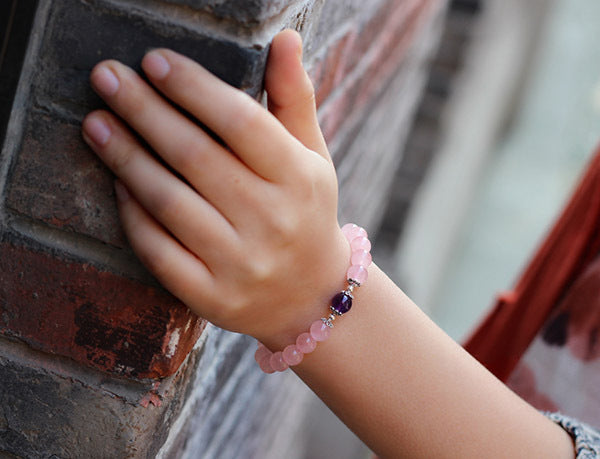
{"left": 141, "top": 49, "right": 315, "bottom": 182}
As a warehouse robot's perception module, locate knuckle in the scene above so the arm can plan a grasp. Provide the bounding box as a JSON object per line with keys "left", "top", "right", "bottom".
{"left": 176, "top": 137, "right": 210, "bottom": 173}
{"left": 119, "top": 75, "right": 149, "bottom": 116}
{"left": 110, "top": 143, "right": 138, "bottom": 174}
{"left": 256, "top": 191, "right": 303, "bottom": 241}
{"left": 233, "top": 95, "right": 264, "bottom": 132}
{"left": 269, "top": 213, "right": 299, "bottom": 241}
{"left": 151, "top": 190, "right": 186, "bottom": 223}
{"left": 299, "top": 80, "right": 317, "bottom": 107}
{"left": 209, "top": 290, "right": 249, "bottom": 324}
{"left": 289, "top": 159, "right": 319, "bottom": 200}
{"left": 227, "top": 290, "right": 251, "bottom": 312}
{"left": 259, "top": 208, "right": 300, "bottom": 251}
{"left": 240, "top": 256, "right": 274, "bottom": 285}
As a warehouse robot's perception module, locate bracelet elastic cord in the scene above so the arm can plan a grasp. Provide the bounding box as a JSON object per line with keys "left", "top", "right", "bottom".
{"left": 255, "top": 223, "right": 372, "bottom": 373}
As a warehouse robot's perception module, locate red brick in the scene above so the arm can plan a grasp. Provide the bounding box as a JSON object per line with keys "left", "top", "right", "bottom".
{"left": 353, "top": 0, "right": 430, "bottom": 108}
{"left": 309, "top": 30, "right": 355, "bottom": 107}
{"left": 0, "top": 240, "right": 205, "bottom": 378}
{"left": 318, "top": 0, "right": 436, "bottom": 143}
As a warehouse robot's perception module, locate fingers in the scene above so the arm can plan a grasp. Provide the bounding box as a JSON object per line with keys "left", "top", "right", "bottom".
{"left": 113, "top": 182, "right": 217, "bottom": 318}
{"left": 265, "top": 30, "right": 329, "bottom": 159}
{"left": 89, "top": 60, "right": 262, "bottom": 218}
{"left": 139, "top": 48, "right": 312, "bottom": 181}
{"left": 82, "top": 110, "right": 238, "bottom": 265}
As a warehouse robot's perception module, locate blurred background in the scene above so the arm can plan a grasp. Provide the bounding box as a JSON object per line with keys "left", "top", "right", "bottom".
{"left": 379, "top": 0, "right": 600, "bottom": 341}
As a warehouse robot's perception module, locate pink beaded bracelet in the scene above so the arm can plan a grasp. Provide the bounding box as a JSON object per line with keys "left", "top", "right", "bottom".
{"left": 255, "top": 223, "right": 372, "bottom": 374}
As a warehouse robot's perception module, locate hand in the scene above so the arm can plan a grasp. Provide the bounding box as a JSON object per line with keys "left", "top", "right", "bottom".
{"left": 81, "top": 30, "right": 350, "bottom": 347}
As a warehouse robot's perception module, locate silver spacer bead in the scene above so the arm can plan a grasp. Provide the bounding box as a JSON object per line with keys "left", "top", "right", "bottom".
{"left": 330, "top": 306, "right": 343, "bottom": 316}
{"left": 321, "top": 317, "right": 335, "bottom": 328}
{"left": 347, "top": 278, "right": 361, "bottom": 288}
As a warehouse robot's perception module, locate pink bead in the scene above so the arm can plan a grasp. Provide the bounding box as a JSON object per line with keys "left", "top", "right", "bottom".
{"left": 296, "top": 332, "right": 317, "bottom": 353}
{"left": 341, "top": 223, "right": 358, "bottom": 241}
{"left": 282, "top": 345, "right": 304, "bottom": 366}
{"left": 342, "top": 224, "right": 367, "bottom": 242}
{"left": 270, "top": 352, "right": 289, "bottom": 372}
{"left": 351, "top": 249, "right": 372, "bottom": 267}
{"left": 347, "top": 264, "right": 368, "bottom": 285}
{"left": 351, "top": 236, "right": 371, "bottom": 252}
{"left": 258, "top": 355, "right": 275, "bottom": 374}
{"left": 310, "top": 320, "right": 331, "bottom": 342}
{"left": 350, "top": 226, "right": 367, "bottom": 241}
{"left": 254, "top": 344, "right": 272, "bottom": 364}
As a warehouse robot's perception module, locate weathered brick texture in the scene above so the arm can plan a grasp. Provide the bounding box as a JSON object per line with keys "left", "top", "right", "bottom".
{"left": 6, "top": 0, "right": 268, "bottom": 249}
{"left": 0, "top": 0, "right": 448, "bottom": 456}
{"left": 312, "top": 0, "right": 446, "bottom": 230}
{"left": 0, "top": 239, "right": 204, "bottom": 378}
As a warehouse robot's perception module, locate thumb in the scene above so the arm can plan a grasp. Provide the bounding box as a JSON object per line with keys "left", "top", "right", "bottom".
{"left": 265, "top": 29, "right": 329, "bottom": 159}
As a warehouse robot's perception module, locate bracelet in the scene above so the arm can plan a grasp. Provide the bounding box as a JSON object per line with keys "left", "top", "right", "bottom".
{"left": 255, "top": 223, "right": 372, "bottom": 374}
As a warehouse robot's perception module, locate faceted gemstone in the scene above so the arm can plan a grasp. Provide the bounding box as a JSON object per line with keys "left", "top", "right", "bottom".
{"left": 310, "top": 320, "right": 331, "bottom": 342}
{"left": 282, "top": 345, "right": 303, "bottom": 366}
{"left": 347, "top": 265, "right": 368, "bottom": 285}
{"left": 351, "top": 249, "right": 372, "bottom": 267}
{"left": 270, "top": 352, "right": 289, "bottom": 372}
{"left": 296, "top": 332, "right": 317, "bottom": 353}
{"left": 351, "top": 236, "right": 371, "bottom": 252}
{"left": 331, "top": 291, "right": 353, "bottom": 315}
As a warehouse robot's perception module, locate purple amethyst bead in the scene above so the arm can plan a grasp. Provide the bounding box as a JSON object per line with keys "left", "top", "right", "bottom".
{"left": 331, "top": 291, "right": 352, "bottom": 315}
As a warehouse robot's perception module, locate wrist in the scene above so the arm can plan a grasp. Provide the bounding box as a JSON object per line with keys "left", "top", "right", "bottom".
{"left": 254, "top": 223, "right": 372, "bottom": 373}
{"left": 253, "top": 226, "right": 349, "bottom": 350}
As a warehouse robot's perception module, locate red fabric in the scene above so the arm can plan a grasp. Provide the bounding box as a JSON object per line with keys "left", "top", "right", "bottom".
{"left": 463, "top": 145, "right": 600, "bottom": 382}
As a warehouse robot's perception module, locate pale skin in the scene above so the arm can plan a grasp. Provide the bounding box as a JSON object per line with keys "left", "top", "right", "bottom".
{"left": 81, "top": 30, "right": 575, "bottom": 458}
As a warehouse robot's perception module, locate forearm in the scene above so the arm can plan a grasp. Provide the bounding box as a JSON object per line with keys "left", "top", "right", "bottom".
{"left": 281, "top": 264, "right": 574, "bottom": 458}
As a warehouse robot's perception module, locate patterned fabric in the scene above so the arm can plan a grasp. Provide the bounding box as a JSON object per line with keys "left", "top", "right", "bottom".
{"left": 507, "top": 255, "right": 600, "bottom": 428}
{"left": 546, "top": 412, "right": 600, "bottom": 458}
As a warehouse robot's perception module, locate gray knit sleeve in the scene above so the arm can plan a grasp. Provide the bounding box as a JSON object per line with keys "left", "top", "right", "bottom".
{"left": 546, "top": 412, "right": 600, "bottom": 458}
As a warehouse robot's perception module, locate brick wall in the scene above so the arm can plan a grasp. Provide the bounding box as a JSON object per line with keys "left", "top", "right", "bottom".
{"left": 0, "top": 0, "right": 447, "bottom": 456}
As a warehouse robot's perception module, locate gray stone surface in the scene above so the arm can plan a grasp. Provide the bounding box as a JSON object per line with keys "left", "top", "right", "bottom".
{"left": 0, "top": 328, "right": 312, "bottom": 459}
{"left": 161, "top": 0, "right": 301, "bottom": 24}
{"left": 0, "top": 335, "right": 176, "bottom": 458}
{"left": 35, "top": 0, "right": 268, "bottom": 118}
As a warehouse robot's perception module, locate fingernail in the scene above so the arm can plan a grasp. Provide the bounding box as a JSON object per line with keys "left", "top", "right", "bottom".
{"left": 114, "top": 180, "right": 130, "bottom": 202}
{"left": 83, "top": 116, "right": 111, "bottom": 146}
{"left": 143, "top": 52, "right": 170, "bottom": 79}
{"left": 92, "top": 66, "right": 120, "bottom": 96}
